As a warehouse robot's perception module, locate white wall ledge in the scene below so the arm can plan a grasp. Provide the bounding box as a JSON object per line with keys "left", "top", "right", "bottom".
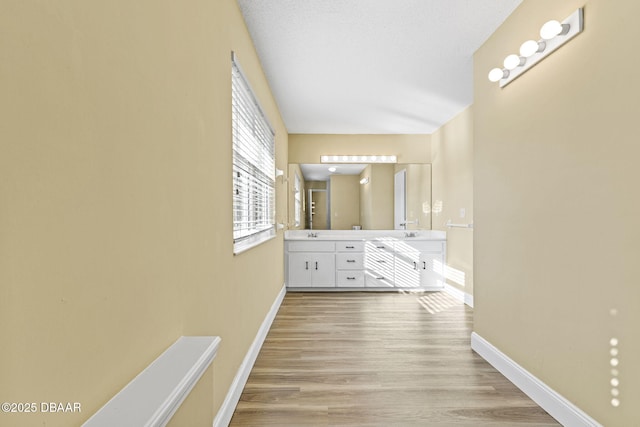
{"left": 83, "top": 336, "right": 221, "bottom": 427}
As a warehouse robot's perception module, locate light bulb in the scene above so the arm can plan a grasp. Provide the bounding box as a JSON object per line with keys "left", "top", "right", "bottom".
{"left": 520, "top": 40, "right": 545, "bottom": 57}
{"left": 488, "top": 68, "right": 507, "bottom": 82}
{"left": 503, "top": 54, "right": 524, "bottom": 70}
{"left": 540, "top": 20, "right": 569, "bottom": 39}
{"left": 328, "top": 167, "right": 337, "bottom": 172}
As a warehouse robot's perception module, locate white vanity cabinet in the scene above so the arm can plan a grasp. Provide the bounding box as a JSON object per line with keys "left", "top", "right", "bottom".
{"left": 335, "top": 241, "right": 365, "bottom": 287}
{"left": 286, "top": 241, "right": 336, "bottom": 287}
{"left": 285, "top": 232, "right": 446, "bottom": 291}
{"left": 364, "top": 240, "right": 395, "bottom": 288}
{"left": 394, "top": 240, "right": 445, "bottom": 290}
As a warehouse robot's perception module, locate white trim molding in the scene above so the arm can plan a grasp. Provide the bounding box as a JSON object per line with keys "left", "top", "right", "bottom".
{"left": 471, "top": 332, "right": 602, "bottom": 427}
{"left": 443, "top": 283, "right": 474, "bottom": 308}
{"left": 213, "top": 284, "right": 287, "bottom": 427}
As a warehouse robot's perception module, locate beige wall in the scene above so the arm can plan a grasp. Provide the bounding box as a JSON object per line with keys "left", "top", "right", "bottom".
{"left": 329, "top": 175, "right": 360, "bottom": 230}
{"left": 474, "top": 1, "right": 639, "bottom": 425}
{"left": 431, "top": 107, "right": 473, "bottom": 296}
{"left": 0, "top": 1, "right": 287, "bottom": 426}
{"left": 359, "top": 164, "right": 394, "bottom": 229}
{"left": 289, "top": 134, "right": 431, "bottom": 164}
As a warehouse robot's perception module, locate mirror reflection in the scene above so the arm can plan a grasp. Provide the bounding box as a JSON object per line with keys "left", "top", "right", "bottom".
{"left": 288, "top": 163, "right": 432, "bottom": 230}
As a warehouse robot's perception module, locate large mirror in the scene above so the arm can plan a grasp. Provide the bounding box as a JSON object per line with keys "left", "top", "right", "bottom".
{"left": 288, "top": 163, "right": 431, "bottom": 230}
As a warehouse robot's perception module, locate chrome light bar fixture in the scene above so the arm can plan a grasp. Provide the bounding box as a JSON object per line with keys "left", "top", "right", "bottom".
{"left": 320, "top": 155, "right": 397, "bottom": 164}
{"left": 488, "top": 8, "right": 584, "bottom": 88}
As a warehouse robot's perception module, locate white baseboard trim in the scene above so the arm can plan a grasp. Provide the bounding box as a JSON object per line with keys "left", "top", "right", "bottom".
{"left": 470, "top": 332, "right": 602, "bottom": 427}
{"left": 443, "top": 283, "right": 474, "bottom": 308}
{"left": 213, "top": 284, "right": 287, "bottom": 427}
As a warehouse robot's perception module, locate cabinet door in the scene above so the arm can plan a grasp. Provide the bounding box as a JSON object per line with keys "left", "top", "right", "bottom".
{"left": 394, "top": 251, "right": 421, "bottom": 288}
{"left": 310, "top": 253, "right": 335, "bottom": 287}
{"left": 288, "top": 253, "right": 311, "bottom": 287}
{"left": 419, "top": 253, "right": 445, "bottom": 289}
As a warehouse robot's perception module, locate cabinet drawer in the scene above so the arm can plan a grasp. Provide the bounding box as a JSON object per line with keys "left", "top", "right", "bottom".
{"left": 336, "top": 253, "right": 364, "bottom": 270}
{"left": 364, "top": 252, "right": 394, "bottom": 271}
{"left": 395, "top": 240, "right": 444, "bottom": 253}
{"left": 336, "top": 241, "right": 365, "bottom": 252}
{"left": 364, "top": 240, "right": 394, "bottom": 252}
{"left": 336, "top": 271, "right": 365, "bottom": 287}
{"left": 287, "top": 241, "right": 335, "bottom": 252}
{"left": 365, "top": 271, "right": 394, "bottom": 288}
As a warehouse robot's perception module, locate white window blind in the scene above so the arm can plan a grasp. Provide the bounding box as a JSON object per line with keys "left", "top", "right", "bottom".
{"left": 232, "top": 54, "right": 275, "bottom": 253}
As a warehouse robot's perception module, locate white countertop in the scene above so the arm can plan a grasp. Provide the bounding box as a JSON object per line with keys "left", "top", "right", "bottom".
{"left": 284, "top": 229, "right": 446, "bottom": 241}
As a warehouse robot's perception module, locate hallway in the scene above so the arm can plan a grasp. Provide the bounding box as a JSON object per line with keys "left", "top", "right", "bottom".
{"left": 230, "top": 292, "right": 559, "bottom": 426}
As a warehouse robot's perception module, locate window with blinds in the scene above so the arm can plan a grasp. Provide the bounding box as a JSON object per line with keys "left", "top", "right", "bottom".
{"left": 232, "top": 54, "right": 276, "bottom": 254}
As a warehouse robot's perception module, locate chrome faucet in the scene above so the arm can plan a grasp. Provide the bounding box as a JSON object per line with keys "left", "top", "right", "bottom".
{"left": 307, "top": 232, "right": 318, "bottom": 238}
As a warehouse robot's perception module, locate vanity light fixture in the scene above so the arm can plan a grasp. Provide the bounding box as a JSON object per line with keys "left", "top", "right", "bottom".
{"left": 487, "top": 8, "right": 583, "bottom": 87}
{"left": 540, "top": 19, "right": 570, "bottom": 40}
{"left": 320, "top": 155, "right": 397, "bottom": 164}
{"left": 488, "top": 67, "right": 509, "bottom": 82}
{"left": 359, "top": 177, "right": 369, "bottom": 185}
{"left": 503, "top": 54, "right": 525, "bottom": 70}
{"left": 520, "top": 40, "right": 546, "bottom": 57}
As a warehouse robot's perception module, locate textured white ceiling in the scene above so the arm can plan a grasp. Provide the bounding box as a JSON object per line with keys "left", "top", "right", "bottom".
{"left": 237, "top": 0, "right": 522, "bottom": 134}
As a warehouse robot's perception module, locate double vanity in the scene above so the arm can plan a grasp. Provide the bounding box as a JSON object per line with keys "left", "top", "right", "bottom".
{"left": 285, "top": 230, "right": 446, "bottom": 291}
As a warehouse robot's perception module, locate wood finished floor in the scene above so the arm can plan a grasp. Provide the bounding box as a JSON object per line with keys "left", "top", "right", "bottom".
{"left": 230, "top": 292, "right": 560, "bottom": 426}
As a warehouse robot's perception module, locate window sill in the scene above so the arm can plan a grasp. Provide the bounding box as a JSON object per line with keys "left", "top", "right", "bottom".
{"left": 233, "top": 228, "right": 277, "bottom": 255}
